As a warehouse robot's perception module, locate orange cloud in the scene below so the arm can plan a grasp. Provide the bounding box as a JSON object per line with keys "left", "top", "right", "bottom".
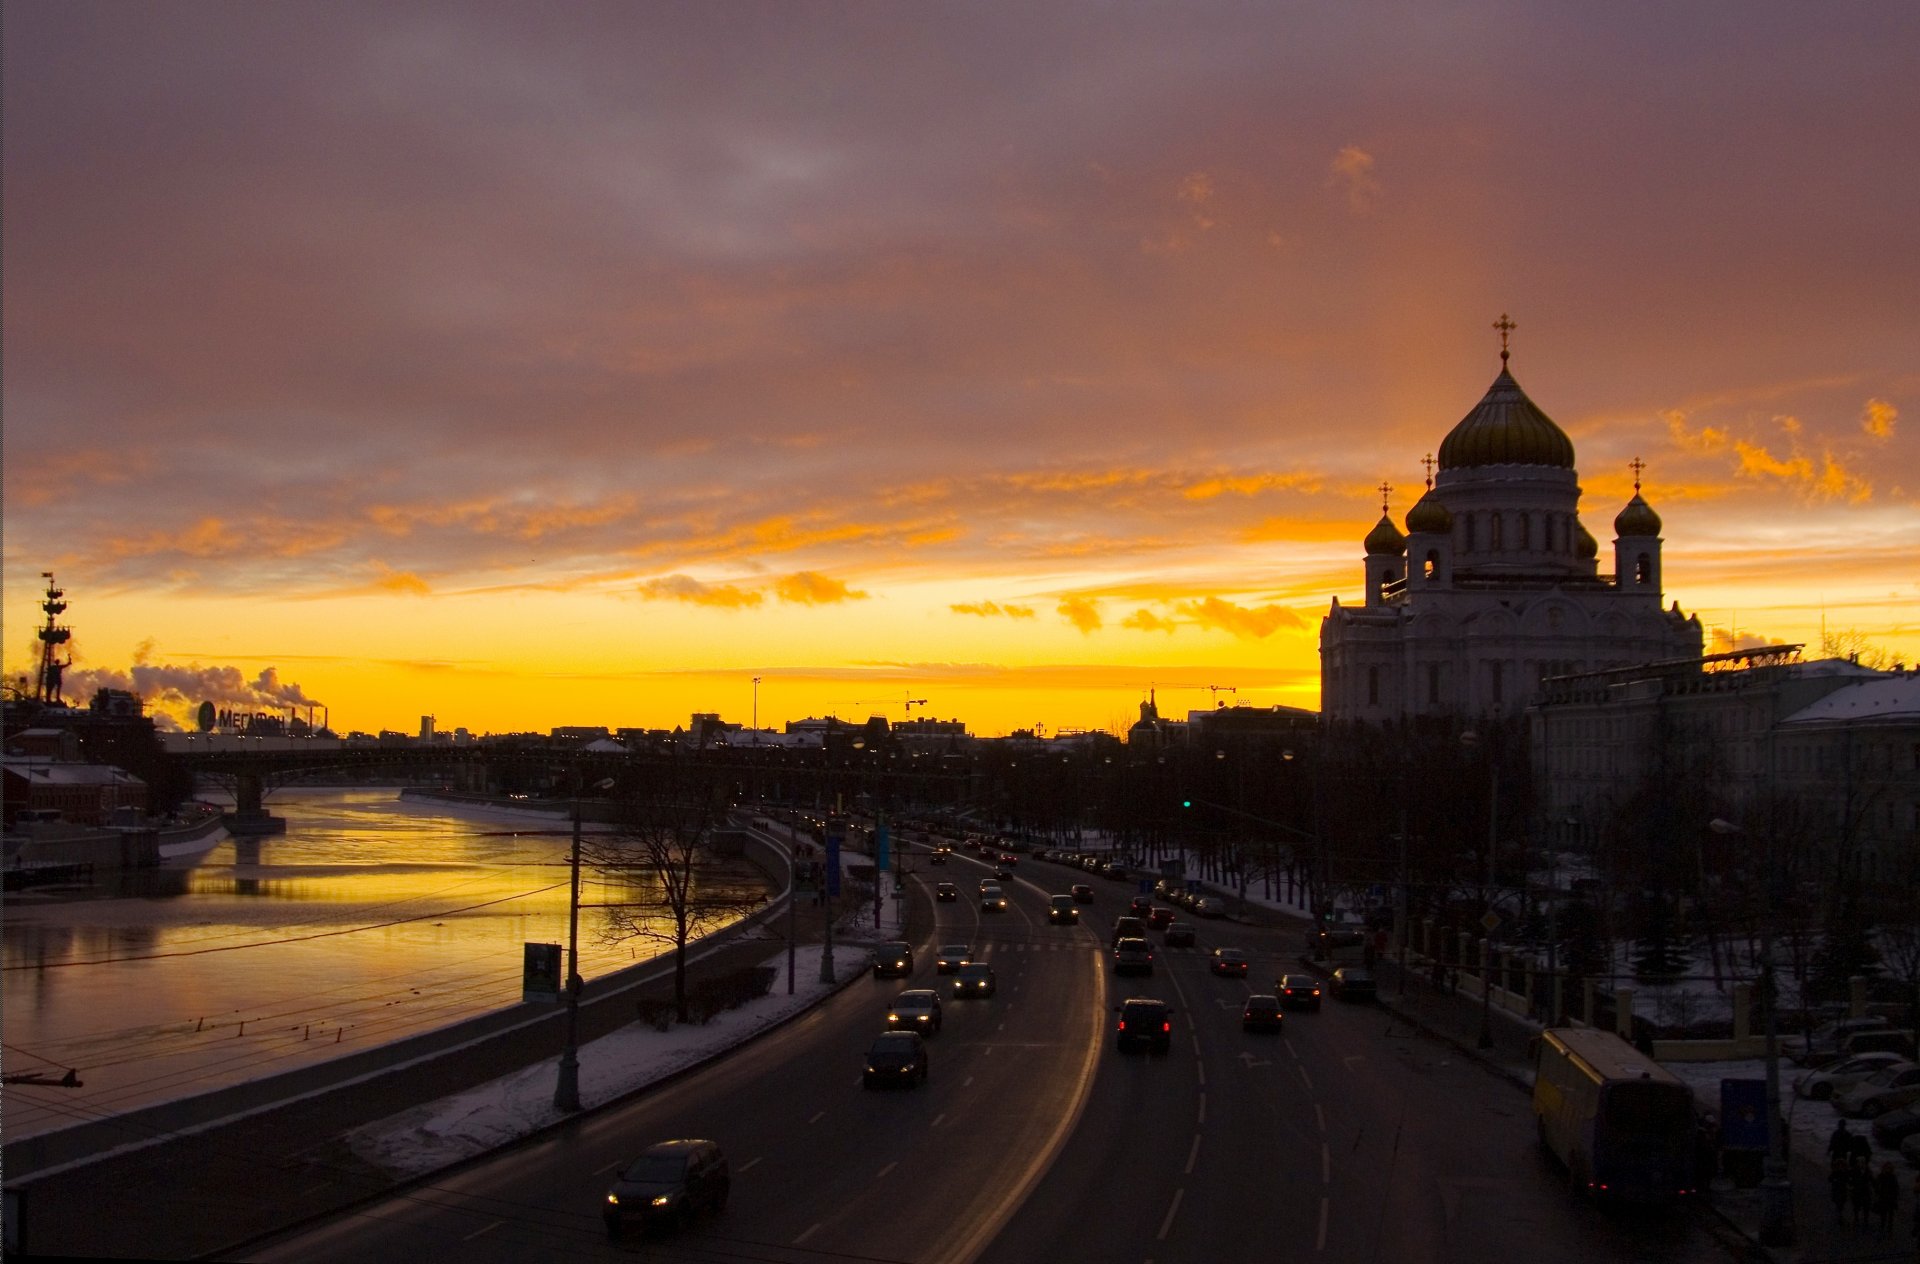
{"left": 1864, "top": 398, "right": 1898, "bottom": 439}
{"left": 372, "top": 566, "right": 431, "bottom": 596}
{"left": 951, "top": 601, "right": 1036, "bottom": 619}
{"left": 775, "top": 572, "right": 867, "bottom": 605}
{"left": 1181, "top": 471, "right": 1321, "bottom": 501}
{"left": 1058, "top": 596, "right": 1102, "bottom": 633}
{"left": 1328, "top": 145, "right": 1380, "bottom": 214}
{"left": 638, "top": 574, "right": 765, "bottom": 608}
{"left": 1122, "top": 608, "right": 1177, "bottom": 634}
{"left": 1175, "top": 596, "right": 1303, "bottom": 639}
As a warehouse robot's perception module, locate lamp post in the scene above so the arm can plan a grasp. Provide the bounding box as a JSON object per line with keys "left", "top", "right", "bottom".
{"left": 1713, "top": 816, "right": 1794, "bottom": 1246}
{"left": 554, "top": 772, "right": 615, "bottom": 1113}
{"left": 1461, "top": 729, "right": 1497, "bottom": 1050}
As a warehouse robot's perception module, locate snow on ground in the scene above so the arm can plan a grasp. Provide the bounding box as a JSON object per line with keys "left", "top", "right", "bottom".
{"left": 347, "top": 940, "right": 881, "bottom": 1178}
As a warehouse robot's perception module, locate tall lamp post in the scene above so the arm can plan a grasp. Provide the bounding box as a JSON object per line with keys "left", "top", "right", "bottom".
{"left": 1461, "top": 730, "right": 1497, "bottom": 1050}
{"left": 554, "top": 773, "right": 615, "bottom": 1113}
{"left": 1713, "top": 816, "right": 1794, "bottom": 1246}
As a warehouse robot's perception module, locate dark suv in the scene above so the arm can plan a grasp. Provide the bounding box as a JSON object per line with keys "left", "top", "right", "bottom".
{"left": 1115, "top": 997, "right": 1173, "bottom": 1053}
{"left": 872, "top": 941, "right": 913, "bottom": 979}
{"left": 864, "top": 1031, "right": 929, "bottom": 1088}
{"left": 604, "top": 1138, "right": 729, "bottom": 1237}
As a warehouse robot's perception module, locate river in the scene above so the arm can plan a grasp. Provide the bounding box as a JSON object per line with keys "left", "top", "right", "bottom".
{"left": 0, "top": 787, "right": 767, "bottom": 1141}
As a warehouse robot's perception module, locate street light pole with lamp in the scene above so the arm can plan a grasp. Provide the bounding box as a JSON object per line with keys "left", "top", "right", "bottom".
{"left": 1712, "top": 815, "right": 1795, "bottom": 1247}
{"left": 554, "top": 772, "right": 616, "bottom": 1113}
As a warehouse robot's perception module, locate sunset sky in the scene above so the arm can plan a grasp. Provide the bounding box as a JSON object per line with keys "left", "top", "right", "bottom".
{"left": 4, "top": 2, "right": 1916, "bottom": 738}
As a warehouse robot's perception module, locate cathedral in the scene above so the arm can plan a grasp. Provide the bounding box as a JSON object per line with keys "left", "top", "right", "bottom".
{"left": 1320, "top": 319, "right": 1703, "bottom": 723}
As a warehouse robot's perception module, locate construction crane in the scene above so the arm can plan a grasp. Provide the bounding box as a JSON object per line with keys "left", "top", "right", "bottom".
{"left": 1207, "top": 685, "right": 1237, "bottom": 706}
{"left": 854, "top": 694, "right": 930, "bottom": 714}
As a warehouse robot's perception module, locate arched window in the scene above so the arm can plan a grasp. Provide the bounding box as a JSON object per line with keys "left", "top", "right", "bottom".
{"left": 1518, "top": 512, "right": 1530, "bottom": 550}
{"left": 1635, "top": 553, "right": 1652, "bottom": 585}
{"left": 1423, "top": 550, "right": 1440, "bottom": 581}
{"left": 1463, "top": 514, "right": 1475, "bottom": 551}
{"left": 1490, "top": 513, "right": 1504, "bottom": 550}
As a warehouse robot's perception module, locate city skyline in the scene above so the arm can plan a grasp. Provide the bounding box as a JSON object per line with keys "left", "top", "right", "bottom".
{"left": 4, "top": 2, "right": 1916, "bottom": 738}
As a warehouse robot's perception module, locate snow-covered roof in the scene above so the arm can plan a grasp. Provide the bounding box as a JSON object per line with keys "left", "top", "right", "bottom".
{"left": 1781, "top": 674, "right": 1920, "bottom": 726}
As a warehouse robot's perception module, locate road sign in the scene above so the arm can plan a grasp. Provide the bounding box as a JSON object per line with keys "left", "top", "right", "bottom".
{"left": 522, "top": 942, "right": 562, "bottom": 1003}
{"left": 1480, "top": 911, "right": 1502, "bottom": 932}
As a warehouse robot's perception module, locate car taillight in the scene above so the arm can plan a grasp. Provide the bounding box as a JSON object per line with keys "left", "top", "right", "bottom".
{"left": 1161, "top": 1021, "right": 1170, "bottom": 1032}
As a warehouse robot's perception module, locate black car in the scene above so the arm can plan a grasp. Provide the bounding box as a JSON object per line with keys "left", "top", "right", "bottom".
{"left": 954, "top": 962, "right": 997, "bottom": 997}
{"left": 1331, "top": 967, "right": 1377, "bottom": 1002}
{"left": 1115, "top": 997, "right": 1173, "bottom": 1054}
{"left": 1242, "top": 995, "right": 1285, "bottom": 1033}
{"left": 935, "top": 881, "right": 958, "bottom": 902}
{"left": 604, "top": 1138, "right": 729, "bottom": 1237}
{"left": 872, "top": 941, "right": 913, "bottom": 979}
{"left": 1277, "top": 973, "right": 1323, "bottom": 1011}
{"left": 864, "top": 1031, "right": 929, "bottom": 1089}
{"left": 1047, "top": 894, "right": 1081, "bottom": 925}
{"left": 1163, "top": 921, "right": 1196, "bottom": 948}
{"left": 1071, "top": 883, "right": 1096, "bottom": 903}
{"left": 1209, "top": 947, "right": 1250, "bottom": 978}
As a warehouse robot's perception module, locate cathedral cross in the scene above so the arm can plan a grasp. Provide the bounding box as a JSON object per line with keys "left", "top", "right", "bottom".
{"left": 1421, "top": 452, "right": 1436, "bottom": 488}
{"left": 1378, "top": 480, "right": 1392, "bottom": 515}
{"left": 1493, "top": 312, "right": 1516, "bottom": 364}
{"left": 1629, "top": 456, "right": 1646, "bottom": 493}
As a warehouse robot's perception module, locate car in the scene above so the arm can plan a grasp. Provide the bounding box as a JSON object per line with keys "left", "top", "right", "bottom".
{"left": 1129, "top": 894, "right": 1155, "bottom": 918}
{"left": 1113, "top": 936, "right": 1155, "bottom": 976}
{"left": 1163, "top": 921, "right": 1196, "bottom": 948}
{"left": 935, "top": 881, "right": 958, "bottom": 902}
{"left": 994, "top": 864, "right": 1014, "bottom": 879}
{"left": 1794, "top": 1015, "right": 1896, "bottom": 1066}
{"left": 998, "top": 852, "right": 1020, "bottom": 866}
{"left": 1277, "top": 973, "right": 1323, "bottom": 1011}
{"left": 935, "top": 943, "right": 972, "bottom": 974}
{"left": 929, "top": 848, "right": 949, "bottom": 865}
{"left": 1110, "top": 915, "right": 1148, "bottom": 946}
{"left": 954, "top": 962, "right": 997, "bottom": 997}
{"left": 864, "top": 1031, "right": 929, "bottom": 1089}
{"left": 980, "top": 884, "right": 1008, "bottom": 912}
{"left": 1242, "top": 995, "right": 1285, "bottom": 1033}
{"left": 1047, "top": 894, "right": 1081, "bottom": 925}
{"left": 1115, "top": 997, "right": 1173, "bottom": 1053}
{"left": 1195, "top": 897, "right": 1226, "bottom": 918}
{"left": 888, "top": 988, "right": 943, "bottom": 1034}
{"left": 1874, "top": 1103, "right": 1920, "bottom": 1147}
{"left": 1795, "top": 1052, "right": 1909, "bottom": 1101}
{"left": 1145, "top": 905, "right": 1175, "bottom": 930}
{"left": 1837, "top": 1062, "right": 1920, "bottom": 1117}
{"left": 1071, "top": 883, "right": 1095, "bottom": 903}
{"left": 1330, "top": 967, "right": 1378, "bottom": 1002}
{"left": 604, "top": 1138, "right": 729, "bottom": 1237}
{"left": 872, "top": 941, "right": 913, "bottom": 979}
{"left": 1209, "top": 947, "right": 1250, "bottom": 978}
{"left": 978, "top": 878, "right": 996, "bottom": 893}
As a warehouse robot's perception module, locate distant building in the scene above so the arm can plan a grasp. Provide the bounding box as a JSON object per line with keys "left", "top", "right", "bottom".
{"left": 3, "top": 755, "right": 148, "bottom": 826}
{"left": 1321, "top": 334, "right": 1702, "bottom": 723}
{"left": 420, "top": 715, "right": 435, "bottom": 742}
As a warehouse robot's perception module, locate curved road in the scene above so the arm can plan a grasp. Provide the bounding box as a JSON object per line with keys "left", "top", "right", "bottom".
{"left": 250, "top": 844, "right": 1734, "bottom": 1264}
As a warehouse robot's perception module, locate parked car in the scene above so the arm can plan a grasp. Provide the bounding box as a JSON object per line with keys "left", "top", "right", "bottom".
{"left": 887, "top": 989, "right": 943, "bottom": 1035}
{"left": 1330, "top": 967, "right": 1377, "bottom": 1002}
{"left": 954, "top": 962, "right": 997, "bottom": 997}
{"left": 863, "top": 1031, "right": 928, "bottom": 1089}
{"left": 871, "top": 941, "right": 913, "bottom": 979}
{"left": 1242, "top": 994, "right": 1285, "bottom": 1033}
{"left": 1115, "top": 997, "right": 1173, "bottom": 1054}
{"left": 1836, "top": 1062, "right": 1920, "bottom": 1117}
{"left": 1163, "top": 921, "right": 1196, "bottom": 948}
{"left": 604, "top": 1139, "right": 729, "bottom": 1238}
{"left": 1795, "top": 1015, "right": 1894, "bottom": 1066}
{"left": 1196, "top": 897, "right": 1226, "bottom": 918}
{"left": 1113, "top": 937, "right": 1155, "bottom": 976}
{"left": 1874, "top": 1103, "right": 1920, "bottom": 1147}
{"left": 1795, "top": 1052, "right": 1908, "bottom": 1101}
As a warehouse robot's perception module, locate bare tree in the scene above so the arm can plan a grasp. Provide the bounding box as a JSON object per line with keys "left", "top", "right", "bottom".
{"left": 585, "top": 774, "right": 772, "bottom": 1022}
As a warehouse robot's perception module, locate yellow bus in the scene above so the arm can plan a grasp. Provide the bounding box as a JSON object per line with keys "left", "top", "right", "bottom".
{"left": 1532, "top": 1027, "right": 1698, "bottom": 1204}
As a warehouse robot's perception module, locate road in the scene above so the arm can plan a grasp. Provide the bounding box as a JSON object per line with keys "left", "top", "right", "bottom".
{"left": 249, "top": 843, "right": 1736, "bottom": 1264}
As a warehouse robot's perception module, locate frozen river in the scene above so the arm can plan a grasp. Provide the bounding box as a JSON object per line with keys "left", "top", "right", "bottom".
{"left": 1, "top": 788, "right": 765, "bottom": 1141}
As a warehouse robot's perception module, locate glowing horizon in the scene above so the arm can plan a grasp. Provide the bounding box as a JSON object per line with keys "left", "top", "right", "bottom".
{"left": 5, "top": 3, "right": 1915, "bottom": 738}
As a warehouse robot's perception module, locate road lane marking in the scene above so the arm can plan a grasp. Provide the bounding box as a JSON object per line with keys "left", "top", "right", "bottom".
{"left": 795, "top": 1223, "right": 821, "bottom": 1245}
{"left": 1197, "top": 1092, "right": 1207, "bottom": 1124}
{"left": 1157, "top": 1188, "right": 1184, "bottom": 1240}
{"left": 964, "top": 1076, "right": 974, "bottom": 1086}
{"left": 594, "top": 1160, "right": 622, "bottom": 1176}
{"left": 737, "top": 1157, "right": 762, "bottom": 1173}
{"left": 1297, "top": 1066, "right": 1314, "bottom": 1092}
{"left": 462, "top": 1220, "right": 502, "bottom": 1241}
{"left": 808, "top": 1110, "right": 826, "bottom": 1124}
{"left": 1195, "top": 1062, "right": 1206, "bottom": 1087}
{"left": 1317, "top": 1197, "right": 1328, "bottom": 1250}
{"left": 1316, "top": 1104, "right": 1326, "bottom": 1133}
{"left": 1322, "top": 1143, "right": 1331, "bottom": 1183}
{"left": 1184, "top": 1135, "right": 1201, "bottom": 1175}
{"left": 932, "top": 1113, "right": 946, "bottom": 1128}
{"left": 877, "top": 1161, "right": 898, "bottom": 1178}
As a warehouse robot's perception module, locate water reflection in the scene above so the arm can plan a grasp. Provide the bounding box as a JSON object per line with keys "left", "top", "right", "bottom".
{"left": 0, "top": 788, "right": 773, "bottom": 1140}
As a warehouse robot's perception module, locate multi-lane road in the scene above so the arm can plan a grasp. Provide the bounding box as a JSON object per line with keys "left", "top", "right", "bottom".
{"left": 252, "top": 841, "right": 1735, "bottom": 1263}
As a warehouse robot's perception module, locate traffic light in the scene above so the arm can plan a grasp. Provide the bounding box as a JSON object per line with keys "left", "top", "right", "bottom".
{"left": 1181, "top": 799, "right": 1193, "bottom": 809}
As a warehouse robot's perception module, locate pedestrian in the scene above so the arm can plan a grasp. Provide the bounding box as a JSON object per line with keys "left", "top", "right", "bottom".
{"left": 1831, "top": 1153, "right": 1852, "bottom": 1221}
{"left": 1852, "top": 1155, "right": 1874, "bottom": 1227}
{"left": 1876, "top": 1161, "right": 1899, "bottom": 1233}
{"left": 1831, "top": 1119, "right": 1854, "bottom": 1162}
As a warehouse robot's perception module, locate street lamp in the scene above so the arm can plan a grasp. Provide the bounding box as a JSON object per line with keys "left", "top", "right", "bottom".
{"left": 555, "top": 772, "right": 616, "bottom": 1112}
{"left": 1461, "top": 729, "right": 1497, "bottom": 1050}
{"left": 1712, "top": 816, "right": 1794, "bottom": 1246}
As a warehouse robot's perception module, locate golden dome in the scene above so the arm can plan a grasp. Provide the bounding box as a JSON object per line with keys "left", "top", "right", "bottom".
{"left": 1614, "top": 493, "right": 1662, "bottom": 537}
{"left": 1364, "top": 513, "right": 1407, "bottom": 556}
{"left": 1405, "top": 490, "right": 1453, "bottom": 535}
{"left": 1436, "top": 369, "right": 1575, "bottom": 470}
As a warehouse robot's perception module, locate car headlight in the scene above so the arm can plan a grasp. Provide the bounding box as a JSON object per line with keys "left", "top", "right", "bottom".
{"left": 888, "top": 1012, "right": 899, "bottom": 1022}
{"left": 607, "top": 1193, "right": 620, "bottom": 1206}
{"left": 650, "top": 1195, "right": 671, "bottom": 1207}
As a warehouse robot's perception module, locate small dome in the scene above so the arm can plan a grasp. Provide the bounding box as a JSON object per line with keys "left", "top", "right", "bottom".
{"left": 1436, "top": 369, "right": 1575, "bottom": 470}
{"left": 1364, "top": 513, "right": 1406, "bottom": 556}
{"left": 1405, "top": 490, "right": 1453, "bottom": 535}
{"left": 1574, "top": 520, "right": 1599, "bottom": 559}
{"left": 1614, "top": 493, "right": 1662, "bottom": 537}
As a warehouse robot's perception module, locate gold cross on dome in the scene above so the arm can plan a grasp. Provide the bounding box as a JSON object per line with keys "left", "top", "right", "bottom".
{"left": 1421, "top": 452, "right": 1436, "bottom": 488}
{"left": 1493, "top": 312, "right": 1516, "bottom": 364}
{"left": 1630, "top": 455, "right": 1646, "bottom": 493}
{"left": 1378, "top": 480, "right": 1392, "bottom": 515}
